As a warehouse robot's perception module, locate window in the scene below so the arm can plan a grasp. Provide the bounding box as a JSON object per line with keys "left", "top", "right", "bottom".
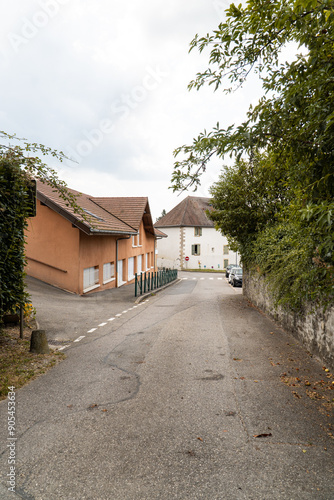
{"left": 137, "top": 254, "right": 142, "bottom": 274}
{"left": 224, "top": 259, "right": 229, "bottom": 269}
{"left": 138, "top": 227, "right": 142, "bottom": 246}
{"left": 83, "top": 266, "right": 99, "bottom": 292}
{"left": 128, "top": 257, "right": 135, "bottom": 280}
{"left": 194, "top": 227, "right": 202, "bottom": 236}
{"left": 103, "top": 262, "right": 115, "bottom": 284}
{"left": 146, "top": 252, "right": 150, "bottom": 270}
{"left": 191, "top": 244, "right": 200, "bottom": 256}
{"left": 132, "top": 234, "right": 138, "bottom": 247}
{"left": 223, "top": 245, "right": 229, "bottom": 255}
{"left": 151, "top": 251, "right": 154, "bottom": 268}
{"left": 117, "top": 259, "right": 126, "bottom": 286}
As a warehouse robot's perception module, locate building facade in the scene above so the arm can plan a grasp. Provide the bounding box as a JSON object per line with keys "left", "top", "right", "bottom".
{"left": 154, "top": 196, "right": 238, "bottom": 271}
{"left": 25, "top": 181, "right": 158, "bottom": 294}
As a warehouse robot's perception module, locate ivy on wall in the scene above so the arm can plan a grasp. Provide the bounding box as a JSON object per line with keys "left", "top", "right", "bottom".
{"left": 0, "top": 156, "right": 34, "bottom": 319}
{"left": 0, "top": 131, "right": 87, "bottom": 324}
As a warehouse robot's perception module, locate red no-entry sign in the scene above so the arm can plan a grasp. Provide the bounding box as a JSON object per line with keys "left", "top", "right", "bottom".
{"left": 185, "top": 256, "right": 189, "bottom": 261}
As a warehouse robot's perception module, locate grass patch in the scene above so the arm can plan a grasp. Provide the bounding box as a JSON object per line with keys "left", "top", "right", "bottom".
{"left": 0, "top": 321, "right": 65, "bottom": 400}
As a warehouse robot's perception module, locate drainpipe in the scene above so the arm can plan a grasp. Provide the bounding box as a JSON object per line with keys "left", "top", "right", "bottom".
{"left": 116, "top": 235, "right": 131, "bottom": 288}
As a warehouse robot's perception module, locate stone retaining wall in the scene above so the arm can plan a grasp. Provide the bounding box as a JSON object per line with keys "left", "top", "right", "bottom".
{"left": 243, "top": 271, "right": 334, "bottom": 371}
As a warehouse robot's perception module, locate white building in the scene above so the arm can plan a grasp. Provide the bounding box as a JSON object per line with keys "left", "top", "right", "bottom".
{"left": 154, "top": 196, "right": 238, "bottom": 271}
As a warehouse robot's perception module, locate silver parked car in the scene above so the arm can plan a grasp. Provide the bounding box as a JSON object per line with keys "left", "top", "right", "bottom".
{"left": 225, "top": 263, "right": 238, "bottom": 278}
{"left": 229, "top": 267, "right": 243, "bottom": 287}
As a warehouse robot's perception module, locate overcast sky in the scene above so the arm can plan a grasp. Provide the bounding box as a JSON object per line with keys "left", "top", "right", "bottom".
{"left": 1, "top": 0, "right": 262, "bottom": 219}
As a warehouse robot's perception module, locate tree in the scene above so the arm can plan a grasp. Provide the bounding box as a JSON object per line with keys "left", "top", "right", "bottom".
{"left": 0, "top": 131, "right": 84, "bottom": 321}
{"left": 0, "top": 156, "right": 33, "bottom": 318}
{"left": 156, "top": 209, "right": 167, "bottom": 222}
{"left": 171, "top": 0, "right": 334, "bottom": 196}
{"left": 0, "top": 131, "right": 81, "bottom": 208}
{"left": 170, "top": 0, "right": 334, "bottom": 308}
{"left": 208, "top": 151, "right": 291, "bottom": 255}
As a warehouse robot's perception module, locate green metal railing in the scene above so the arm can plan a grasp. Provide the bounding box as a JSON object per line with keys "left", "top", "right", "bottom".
{"left": 135, "top": 269, "right": 178, "bottom": 297}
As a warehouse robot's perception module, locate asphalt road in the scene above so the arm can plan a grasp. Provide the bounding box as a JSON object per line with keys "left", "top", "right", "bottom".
{"left": 1, "top": 272, "right": 333, "bottom": 499}
{"left": 24, "top": 275, "right": 145, "bottom": 344}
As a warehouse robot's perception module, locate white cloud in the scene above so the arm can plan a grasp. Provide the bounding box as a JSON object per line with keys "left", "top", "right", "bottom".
{"left": 0, "top": 0, "right": 263, "bottom": 219}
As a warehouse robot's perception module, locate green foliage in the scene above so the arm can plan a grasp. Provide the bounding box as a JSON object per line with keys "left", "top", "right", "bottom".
{"left": 0, "top": 131, "right": 82, "bottom": 211}
{"left": 171, "top": 0, "right": 334, "bottom": 309}
{"left": 251, "top": 220, "right": 334, "bottom": 309}
{"left": 209, "top": 152, "right": 290, "bottom": 251}
{"left": 156, "top": 209, "right": 167, "bottom": 222}
{"left": 171, "top": 0, "right": 334, "bottom": 196}
{"left": 0, "top": 132, "right": 86, "bottom": 323}
{"left": 0, "top": 156, "right": 32, "bottom": 318}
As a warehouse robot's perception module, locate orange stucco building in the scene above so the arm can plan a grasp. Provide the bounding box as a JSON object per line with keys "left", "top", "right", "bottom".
{"left": 25, "top": 181, "right": 161, "bottom": 295}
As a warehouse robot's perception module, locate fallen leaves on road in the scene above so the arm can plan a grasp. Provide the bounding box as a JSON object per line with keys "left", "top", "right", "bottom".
{"left": 306, "top": 390, "right": 324, "bottom": 400}
{"left": 280, "top": 364, "right": 334, "bottom": 439}
{"left": 88, "top": 403, "right": 98, "bottom": 410}
{"left": 253, "top": 433, "right": 272, "bottom": 438}
{"left": 281, "top": 375, "right": 301, "bottom": 386}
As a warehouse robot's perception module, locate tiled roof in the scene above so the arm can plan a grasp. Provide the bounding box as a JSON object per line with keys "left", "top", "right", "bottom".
{"left": 93, "top": 197, "right": 150, "bottom": 231}
{"left": 154, "top": 227, "right": 168, "bottom": 238}
{"left": 154, "top": 196, "right": 214, "bottom": 228}
{"left": 94, "top": 196, "right": 155, "bottom": 235}
{"left": 36, "top": 181, "right": 146, "bottom": 236}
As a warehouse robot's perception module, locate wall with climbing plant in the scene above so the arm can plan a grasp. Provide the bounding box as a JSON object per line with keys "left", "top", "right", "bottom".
{"left": 0, "top": 156, "right": 34, "bottom": 320}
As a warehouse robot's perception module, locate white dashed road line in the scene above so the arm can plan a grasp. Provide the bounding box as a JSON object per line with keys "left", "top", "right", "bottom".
{"left": 58, "top": 278, "right": 233, "bottom": 351}
{"left": 58, "top": 344, "right": 71, "bottom": 351}
{"left": 74, "top": 336, "right": 85, "bottom": 342}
